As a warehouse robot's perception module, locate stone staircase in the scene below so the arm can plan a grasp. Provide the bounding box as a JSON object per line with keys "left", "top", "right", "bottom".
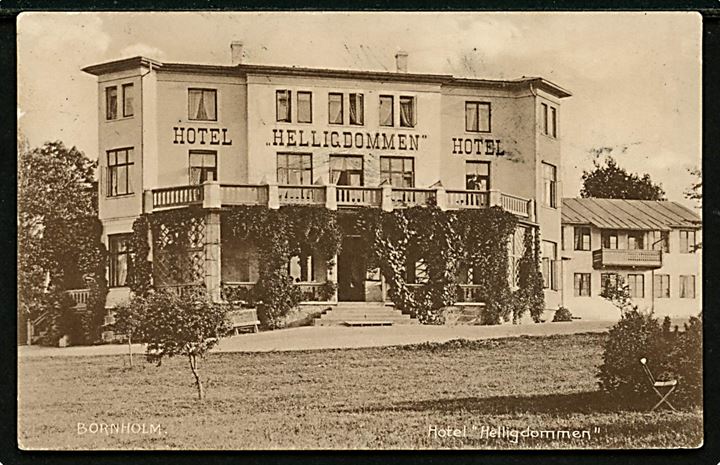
{"left": 313, "top": 302, "right": 419, "bottom": 326}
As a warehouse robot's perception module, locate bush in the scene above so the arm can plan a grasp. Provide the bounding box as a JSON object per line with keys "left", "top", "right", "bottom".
{"left": 552, "top": 306, "right": 573, "bottom": 322}
{"left": 597, "top": 310, "right": 702, "bottom": 408}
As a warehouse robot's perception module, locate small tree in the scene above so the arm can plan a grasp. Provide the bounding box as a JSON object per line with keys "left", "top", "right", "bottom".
{"left": 140, "top": 288, "right": 230, "bottom": 400}
{"left": 581, "top": 155, "right": 665, "bottom": 200}
{"left": 113, "top": 296, "right": 147, "bottom": 367}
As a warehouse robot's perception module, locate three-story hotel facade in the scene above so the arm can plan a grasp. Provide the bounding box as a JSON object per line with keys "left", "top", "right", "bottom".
{"left": 82, "top": 43, "right": 571, "bottom": 322}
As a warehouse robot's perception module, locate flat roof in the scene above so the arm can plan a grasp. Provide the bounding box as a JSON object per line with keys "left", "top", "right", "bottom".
{"left": 561, "top": 198, "right": 701, "bottom": 230}
{"left": 81, "top": 56, "right": 572, "bottom": 98}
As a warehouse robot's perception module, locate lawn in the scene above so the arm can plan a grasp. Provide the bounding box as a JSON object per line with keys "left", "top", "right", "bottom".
{"left": 18, "top": 332, "right": 702, "bottom": 450}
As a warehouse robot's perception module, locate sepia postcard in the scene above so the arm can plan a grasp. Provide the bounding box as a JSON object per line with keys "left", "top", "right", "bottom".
{"left": 16, "top": 11, "right": 703, "bottom": 450}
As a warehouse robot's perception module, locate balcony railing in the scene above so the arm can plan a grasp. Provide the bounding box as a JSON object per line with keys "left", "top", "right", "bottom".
{"left": 592, "top": 248, "right": 663, "bottom": 269}
{"left": 221, "top": 282, "right": 331, "bottom": 303}
{"left": 336, "top": 186, "right": 382, "bottom": 207}
{"left": 147, "top": 183, "right": 534, "bottom": 220}
{"left": 456, "top": 284, "right": 484, "bottom": 304}
{"left": 66, "top": 289, "right": 90, "bottom": 308}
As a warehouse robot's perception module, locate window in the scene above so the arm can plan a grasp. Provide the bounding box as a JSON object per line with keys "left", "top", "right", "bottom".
{"left": 289, "top": 255, "right": 314, "bottom": 282}
{"left": 399, "top": 96, "right": 416, "bottom": 128}
{"left": 465, "top": 102, "right": 491, "bottom": 132}
{"left": 679, "top": 275, "right": 696, "bottom": 299}
{"left": 297, "top": 91, "right": 312, "bottom": 123}
{"left": 328, "top": 93, "right": 343, "bottom": 125}
{"left": 188, "top": 89, "right": 217, "bottom": 121}
{"left": 601, "top": 273, "right": 619, "bottom": 296}
{"left": 122, "top": 83, "right": 134, "bottom": 117}
{"left": 106, "top": 148, "right": 133, "bottom": 197}
{"left": 349, "top": 93, "right": 364, "bottom": 125}
{"left": 627, "top": 274, "right": 645, "bottom": 298}
{"left": 541, "top": 103, "right": 548, "bottom": 135}
{"left": 379, "top": 95, "right": 394, "bottom": 127}
{"left": 276, "top": 90, "right": 291, "bottom": 122}
{"left": 679, "top": 230, "right": 696, "bottom": 253}
{"left": 108, "top": 234, "right": 133, "bottom": 288}
{"left": 542, "top": 241, "right": 558, "bottom": 290}
{"left": 574, "top": 273, "right": 591, "bottom": 297}
{"left": 330, "top": 155, "right": 364, "bottom": 186}
{"left": 628, "top": 231, "right": 645, "bottom": 250}
{"left": 277, "top": 153, "right": 312, "bottom": 185}
{"left": 574, "top": 227, "right": 591, "bottom": 251}
{"left": 542, "top": 162, "right": 557, "bottom": 208}
{"left": 654, "top": 274, "right": 670, "bottom": 298}
{"left": 380, "top": 156, "right": 414, "bottom": 188}
{"left": 465, "top": 161, "right": 490, "bottom": 190}
{"left": 651, "top": 230, "right": 670, "bottom": 253}
{"left": 189, "top": 150, "right": 217, "bottom": 185}
{"left": 601, "top": 230, "right": 619, "bottom": 249}
{"left": 550, "top": 107, "right": 557, "bottom": 138}
{"left": 106, "top": 86, "right": 118, "bottom": 120}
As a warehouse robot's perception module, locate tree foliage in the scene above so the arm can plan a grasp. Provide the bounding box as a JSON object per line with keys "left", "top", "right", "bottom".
{"left": 18, "top": 140, "right": 107, "bottom": 344}
{"left": 141, "top": 288, "right": 230, "bottom": 400}
{"left": 581, "top": 155, "right": 665, "bottom": 200}
{"left": 684, "top": 167, "right": 702, "bottom": 208}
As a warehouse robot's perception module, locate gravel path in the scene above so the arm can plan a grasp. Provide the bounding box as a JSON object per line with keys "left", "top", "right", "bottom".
{"left": 18, "top": 320, "right": 613, "bottom": 358}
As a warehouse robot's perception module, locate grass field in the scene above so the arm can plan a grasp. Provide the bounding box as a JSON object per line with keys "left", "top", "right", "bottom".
{"left": 18, "top": 332, "right": 702, "bottom": 450}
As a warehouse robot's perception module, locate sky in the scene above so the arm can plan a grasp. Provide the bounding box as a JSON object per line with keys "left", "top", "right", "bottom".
{"left": 17, "top": 12, "right": 702, "bottom": 208}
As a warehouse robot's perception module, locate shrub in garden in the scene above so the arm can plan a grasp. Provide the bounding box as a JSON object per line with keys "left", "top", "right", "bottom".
{"left": 597, "top": 309, "right": 702, "bottom": 408}
{"left": 552, "top": 306, "right": 573, "bottom": 322}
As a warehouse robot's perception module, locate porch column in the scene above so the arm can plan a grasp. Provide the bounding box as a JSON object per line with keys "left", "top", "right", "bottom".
{"left": 267, "top": 182, "right": 280, "bottom": 209}
{"left": 204, "top": 210, "right": 222, "bottom": 302}
{"left": 488, "top": 189, "right": 502, "bottom": 208}
{"left": 327, "top": 254, "right": 338, "bottom": 302}
{"left": 381, "top": 184, "right": 394, "bottom": 212}
{"left": 325, "top": 185, "right": 338, "bottom": 210}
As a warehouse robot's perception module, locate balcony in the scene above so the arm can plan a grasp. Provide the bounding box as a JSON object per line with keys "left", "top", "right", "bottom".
{"left": 592, "top": 248, "right": 662, "bottom": 269}
{"left": 145, "top": 183, "right": 535, "bottom": 220}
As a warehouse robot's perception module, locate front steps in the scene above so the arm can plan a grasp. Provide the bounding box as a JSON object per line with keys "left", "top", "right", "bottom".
{"left": 313, "top": 302, "right": 419, "bottom": 326}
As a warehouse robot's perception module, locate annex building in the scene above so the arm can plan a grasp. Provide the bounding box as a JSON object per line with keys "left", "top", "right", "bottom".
{"left": 561, "top": 198, "right": 702, "bottom": 320}
{"left": 82, "top": 43, "right": 572, "bottom": 327}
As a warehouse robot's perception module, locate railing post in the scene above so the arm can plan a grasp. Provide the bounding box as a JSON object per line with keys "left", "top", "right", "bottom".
{"left": 381, "top": 185, "right": 394, "bottom": 212}
{"left": 435, "top": 186, "right": 448, "bottom": 211}
{"left": 267, "top": 181, "right": 280, "bottom": 209}
{"left": 325, "top": 185, "right": 337, "bottom": 211}
{"left": 202, "top": 181, "right": 222, "bottom": 209}
{"left": 489, "top": 189, "right": 502, "bottom": 208}
{"left": 144, "top": 190, "right": 154, "bottom": 213}
{"left": 528, "top": 198, "right": 536, "bottom": 222}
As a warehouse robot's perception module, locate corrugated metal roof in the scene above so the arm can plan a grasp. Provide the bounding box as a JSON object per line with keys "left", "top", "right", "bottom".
{"left": 561, "top": 198, "right": 701, "bottom": 230}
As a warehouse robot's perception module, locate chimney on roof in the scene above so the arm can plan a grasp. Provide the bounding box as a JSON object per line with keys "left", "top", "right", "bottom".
{"left": 230, "top": 41, "right": 244, "bottom": 65}
{"left": 395, "top": 50, "right": 408, "bottom": 73}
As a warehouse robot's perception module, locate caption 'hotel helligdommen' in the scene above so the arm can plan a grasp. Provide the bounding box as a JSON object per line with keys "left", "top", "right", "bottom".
{"left": 81, "top": 42, "right": 700, "bottom": 332}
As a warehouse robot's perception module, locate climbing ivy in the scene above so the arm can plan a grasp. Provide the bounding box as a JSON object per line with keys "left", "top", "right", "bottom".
{"left": 128, "top": 214, "right": 152, "bottom": 296}
{"left": 513, "top": 227, "right": 546, "bottom": 323}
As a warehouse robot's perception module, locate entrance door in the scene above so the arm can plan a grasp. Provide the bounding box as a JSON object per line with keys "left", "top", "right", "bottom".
{"left": 337, "top": 236, "right": 366, "bottom": 301}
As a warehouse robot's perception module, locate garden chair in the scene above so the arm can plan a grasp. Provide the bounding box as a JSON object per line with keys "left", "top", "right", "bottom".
{"left": 639, "top": 357, "right": 678, "bottom": 412}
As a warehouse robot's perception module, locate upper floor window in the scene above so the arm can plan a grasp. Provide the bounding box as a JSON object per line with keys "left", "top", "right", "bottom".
{"left": 188, "top": 89, "right": 217, "bottom": 121}
{"left": 380, "top": 156, "right": 414, "bottom": 188}
{"left": 574, "top": 226, "right": 591, "bottom": 251}
{"left": 349, "top": 93, "right": 364, "bottom": 125}
{"left": 297, "top": 91, "right": 312, "bottom": 123}
{"left": 601, "top": 230, "right": 619, "bottom": 249}
{"left": 328, "top": 93, "right": 343, "bottom": 125}
{"left": 542, "top": 162, "right": 557, "bottom": 208}
{"left": 122, "top": 83, "right": 134, "bottom": 117}
{"left": 379, "top": 95, "right": 394, "bottom": 127}
{"left": 330, "top": 155, "right": 364, "bottom": 186}
{"left": 628, "top": 231, "right": 645, "bottom": 250}
{"left": 465, "top": 161, "right": 490, "bottom": 190}
{"left": 465, "top": 102, "right": 491, "bottom": 132}
{"left": 399, "top": 96, "right": 416, "bottom": 128}
{"left": 189, "top": 150, "right": 217, "bottom": 185}
{"left": 679, "top": 230, "right": 697, "bottom": 253}
{"left": 106, "top": 148, "right": 133, "bottom": 197}
{"left": 541, "top": 102, "right": 558, "bottom": 138}
{"left": 106, "top": 86, "right": 118, "bottom": 120}
{"left": 277, "top": 153, "right": 312, "bottom": 185}
{"left": 276, "top": 90, "right": 291, "bottom": 122}
{"left": 108, "top": 234, "right": 133, "bottom": 288}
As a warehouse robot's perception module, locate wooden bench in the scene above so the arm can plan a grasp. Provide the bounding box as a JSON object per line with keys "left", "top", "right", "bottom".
{"left": 344, "top": 320, "right": 393, "bottom": 327}
{"left": 228, "top": 309, "right": 260, "bottom": 334}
